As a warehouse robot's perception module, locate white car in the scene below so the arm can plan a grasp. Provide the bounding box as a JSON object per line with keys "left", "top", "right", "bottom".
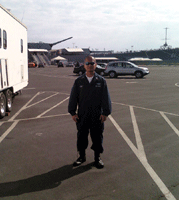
{"left": 104, "top": 61, "right": 149, "bottom": 78}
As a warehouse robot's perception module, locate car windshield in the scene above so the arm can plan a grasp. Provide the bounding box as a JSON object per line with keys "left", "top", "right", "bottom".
{"left": 128, "top": 62, "right": 138, "bottom": 68}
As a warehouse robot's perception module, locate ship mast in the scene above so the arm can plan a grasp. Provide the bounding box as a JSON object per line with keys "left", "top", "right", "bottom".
{"left": 164, "top": 27, "right": 169, "bottom": 47}
{"left": 160, "top": 27, "right": 171, "bottom": 49}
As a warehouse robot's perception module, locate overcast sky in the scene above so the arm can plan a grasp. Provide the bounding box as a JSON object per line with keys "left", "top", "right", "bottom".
{"left": 1, "top": 0, "right": 179, "bottom": 52}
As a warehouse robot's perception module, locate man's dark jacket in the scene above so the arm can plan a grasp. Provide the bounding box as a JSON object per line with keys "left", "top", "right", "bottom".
{"left": 68, "top": 73, "right": 111, "bottom": 118}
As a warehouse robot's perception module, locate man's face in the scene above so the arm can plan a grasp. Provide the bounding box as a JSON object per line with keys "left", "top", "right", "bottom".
{"left": 84, "top": 59, "right": 97, "bottom": 73}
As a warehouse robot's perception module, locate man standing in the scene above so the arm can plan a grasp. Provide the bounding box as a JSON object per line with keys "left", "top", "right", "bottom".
{"left": 68, "top": 56, "right": 111, "bottom": 169}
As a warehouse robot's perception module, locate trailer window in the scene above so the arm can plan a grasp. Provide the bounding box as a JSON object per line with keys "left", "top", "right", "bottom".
{"left": 3, "top": 30, "right": 7, "bottom": 49}
{"left": 21, "top": 39, "right": 23, "bottom": 53}
{"left": 0, "top": 29, "right": 1, "bottom": 48}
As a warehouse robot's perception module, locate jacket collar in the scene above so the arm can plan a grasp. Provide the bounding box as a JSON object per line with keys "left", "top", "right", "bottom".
{"left": 84, "top": 72, "right": 99, "bottom": 83}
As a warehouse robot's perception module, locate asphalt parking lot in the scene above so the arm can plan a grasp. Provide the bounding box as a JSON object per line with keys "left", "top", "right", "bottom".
{"left": 0, "top": 65, "right": 179, "bottom": 200}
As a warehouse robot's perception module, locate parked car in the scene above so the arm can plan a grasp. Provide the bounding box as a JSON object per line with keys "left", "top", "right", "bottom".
{"left": 28, "top": 62, "right": 36, "bottom": 68}
{"left": 66, "top": 62, "right": 74, "bottom": 67}
{"left": 104, "top": 61, "right": 149, "bottom": 78}
{"left": 95, "top": 65, "right": 106, "bottom": 76}
{"left": 58, "top": 62, "right": 64, "bottom": 67}
{"left": 73, "top": 65, "right": 105, "bottom": 76}
{"left": 38, "top": 63, "right": 44, "bottom": 68}
{"left": 97, "top": 63, "right": 107, "bottom": 68}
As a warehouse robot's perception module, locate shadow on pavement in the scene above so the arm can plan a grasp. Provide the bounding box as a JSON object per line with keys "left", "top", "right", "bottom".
{"left": 0, "top": 163, "right": 93, "bottom": 197}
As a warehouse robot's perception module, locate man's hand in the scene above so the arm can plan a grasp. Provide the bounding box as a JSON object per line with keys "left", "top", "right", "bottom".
{"left": 100, "top": 115, "right": 107, "bottom": 123}
{"left": 72, "top": 114, "right": 79, "bottom": 123}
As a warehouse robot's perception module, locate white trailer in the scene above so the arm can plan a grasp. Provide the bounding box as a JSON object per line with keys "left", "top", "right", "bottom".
{"left": 0, "top": 4, "right": 28, "bottom": 118}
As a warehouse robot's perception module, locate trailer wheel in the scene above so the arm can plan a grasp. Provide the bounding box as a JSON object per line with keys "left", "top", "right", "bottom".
{"left": 0, "top": 92, "right": 6, "bottom": 119}
{"left": 5, "top": 89, "right": 12, "bottom": 112}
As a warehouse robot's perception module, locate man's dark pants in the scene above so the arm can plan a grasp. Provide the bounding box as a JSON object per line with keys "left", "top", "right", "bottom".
{"left": 76, "top": 115, "right": 104, "bottom": 155}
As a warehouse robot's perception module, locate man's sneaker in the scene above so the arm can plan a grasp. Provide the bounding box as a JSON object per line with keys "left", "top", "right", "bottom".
{"left": 73, "top": 156, "right": 86, "bottom": 167}
{"left": 94, "top": 158, "right": 104, "bottom": 169}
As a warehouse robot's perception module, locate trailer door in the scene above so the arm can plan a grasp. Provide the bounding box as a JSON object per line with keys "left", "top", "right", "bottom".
{"left": 0, "top": 59, "right": 9, "bottom": 89}
{"left": 0, "top": 59, "right": 2, "bottom": 89}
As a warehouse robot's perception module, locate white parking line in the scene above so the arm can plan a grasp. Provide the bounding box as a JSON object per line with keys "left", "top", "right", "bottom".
{"left": 0, "top": 120, "right": 19, "bottom": 144}
{"left": 36, "top": 97, "right": 69, "bottom": 118}
{"left": 112, "top": 101, "right": 179, "bottom": 117}
{"left": 160, "top": 111, "right": 179, "bottom": 137}
{"left": 130, "top": 106, "right": 147, "bottom": 161}
{"left": 109, "top": 115, "right": 176, "bottom": 200}
{"left": 175, "top": 83, "right": 179, "bottom": 87}
{"left": 8, "top": 92, "right": 41, "bottom": 122}
{"left": 17, "top": 113, "right": 70, "bottom": 122}
{"left": 26, "top": 92, "right": 59, "bottom": 109}
{"left": 0, "top": 93, "right": 43, "bottom": 143}
{"left": 0, "top": 92, "right": 69, "bottom": 144}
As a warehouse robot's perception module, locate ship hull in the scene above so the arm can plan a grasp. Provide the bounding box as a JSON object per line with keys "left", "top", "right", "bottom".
{"left": 95, "top": 48, "right": 179, "bottom": 65}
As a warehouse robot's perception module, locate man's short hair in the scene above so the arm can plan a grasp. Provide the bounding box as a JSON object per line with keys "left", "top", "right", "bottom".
{"left": 84, "top": 56, "right": 96, "bottom": 63}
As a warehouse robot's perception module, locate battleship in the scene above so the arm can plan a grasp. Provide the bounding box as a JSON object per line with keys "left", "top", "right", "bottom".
{"left": 92, "top": 46, "right": 179, "bottom": 65}
{"left": 92, "top": 28, "right": 179, "bottom": 65}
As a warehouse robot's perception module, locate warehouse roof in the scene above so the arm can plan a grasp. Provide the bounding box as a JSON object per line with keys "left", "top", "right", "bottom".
{"left": 65, "top": 48, "right": 84, "bottom": 53}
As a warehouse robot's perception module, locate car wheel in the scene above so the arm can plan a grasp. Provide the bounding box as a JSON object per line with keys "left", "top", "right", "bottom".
{"left": 5, "top": 89, "right": 13, "bottom": 112}
{"left": 109, "top": 71, "right": 116, "bottom": 78}
{"left": 100, "top": 71, "right": 104, "bottom": 76}
{"left": 0, "top": 92, "right": 6, "bottom": 119}
{"left": 135, "top": 71, "right": 143, "bottom": 78}
{"left": 79, "top": 71, "right": 83, "bottom": 76}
